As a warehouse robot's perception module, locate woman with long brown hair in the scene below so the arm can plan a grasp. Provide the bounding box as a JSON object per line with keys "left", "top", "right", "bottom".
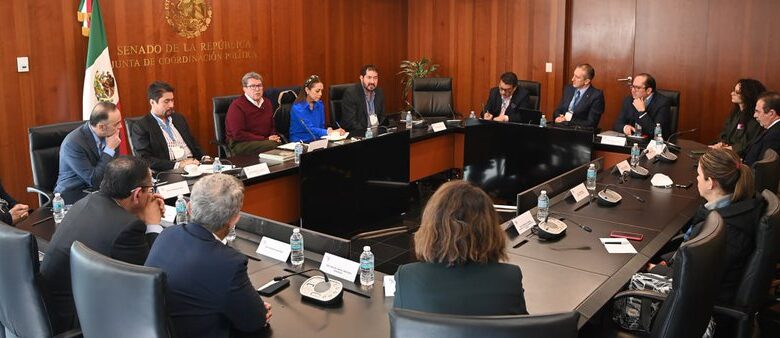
{"left": 711, "top": 78, "right": 765, "bottom": 155}
{"left": 393, "top": 180, "right": 527, "bottom": 315}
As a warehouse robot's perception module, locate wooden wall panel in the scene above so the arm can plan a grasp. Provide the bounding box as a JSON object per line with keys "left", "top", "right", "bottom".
{"left": 407, "top": 0, "right": 567, "bottom": 118}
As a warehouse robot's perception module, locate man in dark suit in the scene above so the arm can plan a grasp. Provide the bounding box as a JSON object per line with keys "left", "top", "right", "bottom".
{"left": 743, "top": 91, "right": 780, "bottom": 165}
{"left": 482, "top": 72, "right": 534, "bottom": 123}
{"left": 54, "top": 101, "right": 122, "bottom": 204}
{"left": 553, "top": 63, "right": 605, "bottom": 129}
{"left": 613, "top": 73, "right": 673, "bottom": 138}
{"left": 145, "top": 174, "right": 271, "bottom": 338}
{"left": 42, "top": 156, "right": 164, "bottom": 334}
{"left": 339, "top": 64, "right": 386, "bottom": 135}
{"left": 132, "top": 81, "right": 205, "bottom": 172}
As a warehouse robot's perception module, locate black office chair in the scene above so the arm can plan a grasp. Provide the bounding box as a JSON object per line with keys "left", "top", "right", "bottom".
{"left": 123, "top": 116, "right": 145, "bottom": 157}
{"left": 70, "top": 241, "right": 171, "bottom": 338}
{"left": 0, "top": 223, "right": 81, "bottom": 338}
{"left": 656, "top": 89, "right": 680, "bottom": 136}
{"left": 211, "top": 95, "right": 240, "bottom": 158}
{"left": 329, "top": 83, "right": 353, "bottom": 126}
{"left": 611, "top": 211, "right": 726, "bottom": 338}
{"left": 272, "top": 90, "right": 298, "bottom": 143}
{"left": 412, "top": 77, "right": 454, "bottom": 118}
{"left": 27, "top": 121, "right": 84, "bottom": 207}
{"left": 752, "top": 149, "right": 779, "bottom": 194}
{"left": 389, "top": 309, "right": 579, "bottom": 338}
{"left": 711, "top": 190, "right": 779, "bottom": 338}
{"left": 518, "top": 80, "right": 542, "bottom": 110}
{"left": 265, "top": 86, "right": 302, "bottom": 111}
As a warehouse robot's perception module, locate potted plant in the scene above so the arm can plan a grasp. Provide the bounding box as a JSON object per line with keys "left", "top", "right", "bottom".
{"left": 398, "top": 58, "right": 439, "bottom": 107}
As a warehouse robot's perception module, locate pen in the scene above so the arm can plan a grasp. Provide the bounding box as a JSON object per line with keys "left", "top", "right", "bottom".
{"left": 603, "top": 241, "right": 623, "bottom": 245}
{"left": 513, "top": 239, "right": 529, "bottom": 248}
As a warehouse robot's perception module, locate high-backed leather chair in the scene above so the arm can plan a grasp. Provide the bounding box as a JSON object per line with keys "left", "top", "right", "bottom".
{"left": 272, "top": 89, "right": 298, "bottom": 143}
{"left": 389, "top": 309, "right": 579, "bottom": 338}
{"left": 412, "top": 77, "right": 454, "bottom": 118}
{"left": 518, "top": 80, "right": 541, "bottom": 110}
{"left": 211, "top": 95, "right": 240, "bottom": 158}
{"left": 27, "top": 121, "right": 84, "bottom": 207}
{"left": 656, "top": 89, "right": 680, "bottom": 136}
{"left": 712, "top": 190, "right": 780, "bottom": 338}
{"left": 752, "top": 149, "right": 779, "bottom": 194}
{"left": 123, "top": 116, "right": 145, "bottom": 157}
{"left": 612, "top": 211, "right": 726, "bottom": 338}
{"left": 265, "top": 86, "right": 301, "bottom": 111}
{"left": 0, "top": 223, "right": 81, "bottom": 338}
{"left": 70, "top": 241, "right": 170, "bottom": 338}
{"left": 329, "top": 83, "right": 353, "bottom": 126}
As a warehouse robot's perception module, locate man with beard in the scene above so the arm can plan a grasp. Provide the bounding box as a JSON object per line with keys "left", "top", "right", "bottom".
{"left": 339, "top": 64, "right": 386, "bottom": 135}
{"left": 131, "top": 81, "right": 204, "bottom": 171}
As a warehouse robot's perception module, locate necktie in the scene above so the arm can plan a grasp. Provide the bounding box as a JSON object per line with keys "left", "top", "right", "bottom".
{"left": 569, "top": 90, "right": 581, "bottom": 110}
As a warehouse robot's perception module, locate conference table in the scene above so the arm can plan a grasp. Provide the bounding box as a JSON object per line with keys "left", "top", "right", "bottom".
{"left": 16, "top": 121, "right": 708, "bottom": 336}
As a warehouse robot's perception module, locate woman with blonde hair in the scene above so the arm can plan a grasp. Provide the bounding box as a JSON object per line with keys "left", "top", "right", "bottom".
{"left": 393, "top": 180, "right": 527, "bottom": 315}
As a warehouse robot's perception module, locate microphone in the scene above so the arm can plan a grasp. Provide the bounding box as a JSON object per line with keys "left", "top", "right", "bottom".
{"left": 404, "top": 100, "right": 429, "bottom": 129}
{"left": 596, "top": 184, "right": 645, "bottom": 206}
{"left": 275, "top": 268, "right": 344, "bottom": 305}
{"left": 154, "top": 170, "right": 180, "bottom": 186}
{"left": 299, "top": 118, "right": 318, "bottom": 142}
{"left": 617, "top": 76, "right": 633, "bottom": 83}
{"left": 447, "top": 103, "right": 457, "bottom": 120}
{"left": 274, "top": 268, "right": 327, "bottom": 282}
{"left": 664, "top": 128, "right": 697, "bottom": 151}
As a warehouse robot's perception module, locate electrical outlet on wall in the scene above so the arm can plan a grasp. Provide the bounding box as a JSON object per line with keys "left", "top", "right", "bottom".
{"left": 17, "top": 57, "right": 29, "bottom": 72}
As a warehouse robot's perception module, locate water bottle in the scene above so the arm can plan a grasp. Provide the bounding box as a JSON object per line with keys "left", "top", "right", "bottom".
{"left": 536, "top": 190, "right": 549, "bottom": 223}
{"left": 539, "top": 114, "right": 547, "bottom": 128}
{"left": 586, "top": 164, "right": 597, "bottom": 191}
{"left": 294, "top": 142, "right": 304, "bottom": 164}
{"left": 654, "top": 123, "right": 663, "bottom": 143}
{"left": 405, "top": 111, "right": 413, "bottom": 129}
{"left": 359, "top": 246, "right": 375, "bottom": 286}
{"left": 175, "top": 195, "right": 188, "bottom": 225}
{"left": 212, "top": 157, "right": 222, "bottom": 173}
{"left": 290, "top": 228, "right": 304, "bottom": 266}
{"left": 634, "top": 123, "right": 642, "bottom": 137}
{"left": 226, "top": 225, "right": 237, "bottom": 243}
{"left": 469, "top": 110, "right": 476, "bottom": 119}
{"left": 630, "top": 143, "right": 641, "bottom": 167}
{"left": 52, "top": 193, "right": 65, "bottom": 224}
{"left": 365, "top": 128, "right": 374, "bottom": 139}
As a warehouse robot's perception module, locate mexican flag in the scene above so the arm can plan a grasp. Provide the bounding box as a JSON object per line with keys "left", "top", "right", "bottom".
{"left": 78, "top": 0, "right": 129, "bottom": 154}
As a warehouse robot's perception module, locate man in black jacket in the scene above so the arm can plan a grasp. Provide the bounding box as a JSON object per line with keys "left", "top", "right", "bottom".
{"left": 132, "top": 81, "right": 205, "bottom": 172}
{"left": 482, "top": 72, "right": 534, "bottom": 122}
{"left": 41, "top": 156, "right": 164, "bottom": 334}
{"left": 613, "top": 73, "right": 673, "bottom": 138}
{"left": 339, "top": 64, "right": 386, "bottom": 135}
{"left": 743, "top": 91, "right": 780, "bottom": 165}
{"left": 553, "top": 63, "right": 605, "bottom": 129}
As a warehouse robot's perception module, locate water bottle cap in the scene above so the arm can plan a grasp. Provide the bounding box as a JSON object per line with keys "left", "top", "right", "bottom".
{"left": 293, "top": 228, "right": 300, "bottom": 233}
{"left": 363, "top": 246, "right": 371, "bottom": 251}
{"left": 54, "top": 192, "right": 61, "bottom": 197}
{"left": 589, "top": 163, "right": 595, "bottom": 168}
{"left": 634, "top": 143, "right": 638, "bottom": 146}
{"left": 215, "top": 157, "right": 220, "bottom": 160}
{"left": 178, "top": 194, "right": 183, "bottom": 199}
{"left": 540, "top": 190, "right": 547, "bottom": 195}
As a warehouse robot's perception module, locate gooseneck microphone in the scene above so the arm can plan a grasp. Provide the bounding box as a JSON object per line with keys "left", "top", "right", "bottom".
{"left": 597, "top": 184, "right": 645, "bottom": 207}
{"left": 275, "top": 268, "right": 328, "bottom": 282}
{"left": 404, "top": 100, "right": 430, "bottom": 129}
{"left": 299, "top": 118, "right": 319, "bottom": 142}
{"left": 664, "top": 128, "right": 698, "bottom": 151}
{"left": 275, "top": 268, "right": 343, "bottom": 305}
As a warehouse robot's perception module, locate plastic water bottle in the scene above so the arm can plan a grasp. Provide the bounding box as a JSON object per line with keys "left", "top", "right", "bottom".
{"left": 52, "top": 193, "right": 65, "bottom": 224}
{"left": 290, "top": 228, "right": 304, "bottom": 266}
{"left": 212, "top": 157, "right": 222, "bottom": 173}
{"left": 405, "top": 111, "right": 413, "bottom": 129}
{"left": 630, "top": 143, "right": 641, "bottom": 167}
{"left": 537, "top": 190, "right": 549, "bottom": 223}
{"left": 226, "top": 225, "right": 237, "bottom": 243}
{"left": 359, "top": 246, "right": 375, "bottom": 286}
{"left": 586, "top": 164, "right": 597, "bottom": 191}
{"left": 654, "top": 123, "right": 663, "bottom": 143}
{"left": 175, "top": 195, "right": 188, "bottom": 225}
{"left": 539, "top": 114, "right": 547, "bottom": 128}
{"left": 469, "top": 110, "right": 476, "bottom": 119}
{"left": 365, "top": 128, "right": 374, "bottom": 139}
{"left": 634, "top": 123, "right": 642, "bottom": 136}
{"left": 294, "top": 142, "right": 304, "bottom": 164}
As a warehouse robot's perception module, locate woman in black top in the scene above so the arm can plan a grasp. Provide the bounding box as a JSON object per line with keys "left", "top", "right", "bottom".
{"left": 393, "top": 180, "right": 528, "bottom": 316}
{"left": 711, "top": 79, "right": 765, "bottom": 155}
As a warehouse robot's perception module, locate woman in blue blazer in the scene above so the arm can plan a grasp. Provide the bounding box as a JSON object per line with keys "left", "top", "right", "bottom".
{"left": 289, "top": 75, "right": 345, "bottom": 142}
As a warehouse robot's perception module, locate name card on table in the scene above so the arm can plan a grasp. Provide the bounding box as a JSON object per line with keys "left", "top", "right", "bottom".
{"left": 243, "top": 163, "right": 271, "bottom": 179}
{"left": 162, "top": 205, "right": 177, "bottom": 225}
{"left": 255, "top": 236, "right": 291, "bottom": 262}
{"left": 430, "top": 122, "right": 447, "bottom": 132}
{"left": 600, "top": 135, "right": 627, "bottom": 147}
{"left": 308, "top": 139, "right": 328, "bottom": 151}
{"left": 564, "top": 111, "right": 573, "bottom": 121}
{"left": 511, "top": 211, "right": 536, "bottom": 235}
{"left": 569, "top": 183, "right": 591, "bottom": 202}
{"left": 384, "top": 275, "right": 396, "bottom": 297}
{"left": 616, "top": 160, "right": 632, "bottom": 175}
{"left": 320, "top": 252, "right": 360, "bottom": 282}
{"left": 157, "top": 181, "right": 190, "bottom": 199}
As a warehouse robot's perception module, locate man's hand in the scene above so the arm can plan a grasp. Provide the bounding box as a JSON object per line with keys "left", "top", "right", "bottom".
{"left": 554, "top": 115, "right": 567, "bottom": 123}
{"left": 138, "top": 193, "right": 164, "bottom": 225}
{"left": 632, "top": 97, "right": 646, "bottom": 113}
{"left": 493, "top": 114, "right": 509, "bottom": 122}
{"left": 269, "top": 135, "right": 281, "bottom": 142}
{"left": 106, "top": 133, "right": 121, "bottom": 150}
{"left": 264, "top": 302, "right": 273, "bottom": 323}
{"left": 178, "top": 158, "right": 200, "bottom": 167}
{"left": 482, "top": 112, "right": 493, "bottom": 120}
{"left": 10, "top": 204, "right": 29, "bottom": 225}
{"left": 623, "top": 124, "right": 636, "bottom": 136}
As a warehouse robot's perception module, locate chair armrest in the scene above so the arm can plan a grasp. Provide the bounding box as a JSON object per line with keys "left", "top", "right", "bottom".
{"left": 54, "top": 329, "right": 83, "bottom": 338}
{"left": 712, "top": 305, "right": 750, "bottom": 321}
{"left": 26, "top": 186, "right": 52, "bottom": 205}
{"left": 613, "top": 289, "right": 669, "bottom": 302}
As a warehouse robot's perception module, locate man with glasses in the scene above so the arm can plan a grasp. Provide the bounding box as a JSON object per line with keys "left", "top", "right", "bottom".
{"left": 54, "top": 101, "right": 123, "bottom": 204}
{"left": 613, "top": 73, "right": 672, "bottom": 138}
{"left": 743, "top": 91, "right": 780, "bottom": 165}
{"left": 131, "top": 81, "right": 205, "bottom": 172}
{"left": 225, "top": 72, "right": 281, "bottom": 155}
{"left": 42, "top": 156, "right": 164, "bottom": 334}
{"left": 340, "top": 64, "right": 386, "bottom": 135}
{"left": 482, "top": 72, "right": 533, "bottom": 122}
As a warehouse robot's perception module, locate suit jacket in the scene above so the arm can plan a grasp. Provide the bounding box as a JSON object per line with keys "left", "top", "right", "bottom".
{"left": 393, "top": 262, "right": 528, "bottom": 316}
{"left": 54, "top": 123, "right": 118, "bottom": 204}
{"left": 613, "top": 92, "right": 673, "bottom": 138}
{"left": 742, "top": 121, "right": 780, "bottom": 165}
{"left": 0, "top": 181, "right": 18, "bottom": 225}
{"left": 145, "top": 223, "right": 267, "bottom": 338}
{"left": 41, "top": 192, "right": 158, "bottom": 334}
{"left": 339, "top": 83, "right": 386, "bottom": 134}
{"left": 131, "top": 113, "right": 204, "bottom": 171}
{"left": 483, "top": 87, "right": 534, "bottom": 123}
{"left": 552, "top": 85, "right": 605, "bottom": 129}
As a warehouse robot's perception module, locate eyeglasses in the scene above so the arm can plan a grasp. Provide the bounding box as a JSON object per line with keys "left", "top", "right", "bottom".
{"left": 630, "top": 85, "right": 646, "bottom": 90}
{"left": 134, "top": 185, "right": 158, "bottom": 194}
{"left": 244, "top": 84, "right": 263, "bottom": 90}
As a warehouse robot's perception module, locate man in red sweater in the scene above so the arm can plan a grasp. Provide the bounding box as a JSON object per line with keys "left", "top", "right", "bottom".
{"left": 226, "top": 72, "right": 281, "bottom": 155}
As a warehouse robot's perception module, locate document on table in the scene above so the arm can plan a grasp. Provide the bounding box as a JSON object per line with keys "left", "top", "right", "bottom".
{"left": 384, "top": 275, "right": 396, "bottom": 297}
{"left": 600, "top": 237, "right": 637, "bottom": 254}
